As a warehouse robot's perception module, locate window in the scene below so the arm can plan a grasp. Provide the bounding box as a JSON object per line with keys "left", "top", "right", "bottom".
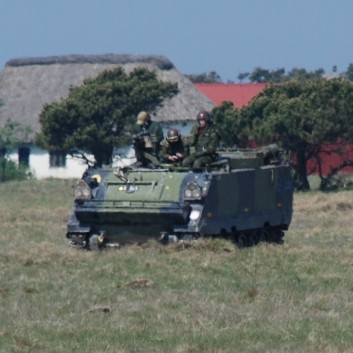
{"left": 18, "top": 146, "right": 30, "bottom": 166}
{"left": 49, "top": 151, "right": 66, "bottom": 168}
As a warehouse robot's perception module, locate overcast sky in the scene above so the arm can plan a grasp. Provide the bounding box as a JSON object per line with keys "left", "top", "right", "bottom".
{"left": 1, "top": 0, "right": 352, "bottom": 81}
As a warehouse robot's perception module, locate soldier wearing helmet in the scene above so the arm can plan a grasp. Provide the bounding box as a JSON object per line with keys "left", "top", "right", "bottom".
{"left": 132, "top": 111, "right": 164, "bottom": 167}
{"left": 182, "top": 110, "right": 220, "bottom": 169}
{"left": 159, "top": 128, "right": 189, "bottom": 164}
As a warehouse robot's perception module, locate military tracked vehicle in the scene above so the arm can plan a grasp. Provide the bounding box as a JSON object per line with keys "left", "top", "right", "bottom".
{"left": 66, "top": 146, "right": 293, "bottom": 249}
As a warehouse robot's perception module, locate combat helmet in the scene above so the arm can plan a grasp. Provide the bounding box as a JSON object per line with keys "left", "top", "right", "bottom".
{"left": 166, "top": 128, "right": 180, "bottom": 143}
{"left": 197, "top": 110, "right": 211, "bottom": 123}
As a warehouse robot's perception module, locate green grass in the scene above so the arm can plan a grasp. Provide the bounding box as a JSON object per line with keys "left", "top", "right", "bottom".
{"left": 1, "top": 179, "right": 353, "bottom": 352}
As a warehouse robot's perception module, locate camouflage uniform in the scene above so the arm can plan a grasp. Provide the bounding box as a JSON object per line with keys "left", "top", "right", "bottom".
{"left": 159, "top": 138, "right": 190, "bottom": 165}
{"left": 182, "top": 123, "right": 220, "bottom": 168}
{"left": 138, "top": 120, "right": 164, "bottom": 156}
{"left": 133, "top": 117, "right": 164, "bottom": 166}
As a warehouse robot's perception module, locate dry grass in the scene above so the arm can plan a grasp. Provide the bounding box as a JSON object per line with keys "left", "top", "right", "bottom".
{"left": 1, "top": 180, "right": 353, "bottom": 352}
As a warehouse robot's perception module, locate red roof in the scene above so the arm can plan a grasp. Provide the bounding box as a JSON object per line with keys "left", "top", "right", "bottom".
{"left": 194, "top": 83, "right": 266, "bottom": 108}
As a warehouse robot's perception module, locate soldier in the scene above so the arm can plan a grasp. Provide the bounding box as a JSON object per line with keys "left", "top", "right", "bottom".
{"left": 182, "top": 110, "right": 220, "bottom": 169}
{"left": 132, "top": 111, "right": 164, "bottom": 166}
{"left": 159, "top": 128, "right": 189, "bottom": 164}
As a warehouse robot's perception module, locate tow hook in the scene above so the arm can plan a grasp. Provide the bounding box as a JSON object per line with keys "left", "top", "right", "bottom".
{"left": 98, "top": 231, "right": 106, "bottom": 246}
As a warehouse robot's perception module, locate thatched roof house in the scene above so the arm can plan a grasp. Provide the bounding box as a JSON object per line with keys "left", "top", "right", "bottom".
{"left": 0, "top": 54, "right": 215, "bottom": 137}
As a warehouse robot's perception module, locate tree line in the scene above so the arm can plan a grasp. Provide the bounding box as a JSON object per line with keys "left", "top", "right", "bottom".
{"left": 186, "top": 64, "right": 353, "bottom": 83}
{"left": 2, "top": 67, "right": 353, "bottom": 190}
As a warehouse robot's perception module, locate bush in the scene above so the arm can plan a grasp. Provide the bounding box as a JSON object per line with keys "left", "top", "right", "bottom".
{"left": 0, "top": 157, "right": 31, "bottom": 182}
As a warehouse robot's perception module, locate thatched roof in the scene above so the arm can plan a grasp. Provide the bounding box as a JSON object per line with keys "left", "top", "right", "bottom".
{"left": 5, "top": 54, "right": 175, "bottom": 69}
{"left": 0, "top": 54, "right": 215, "bottom": 138}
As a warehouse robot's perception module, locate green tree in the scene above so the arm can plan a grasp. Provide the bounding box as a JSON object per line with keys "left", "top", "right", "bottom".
{"left": 0, "top": 116, "right": 33, "bottom": 182}
{"left": 35, "top": 67, "right": 178, "bottom": 166}
{"left": 247, "top": 67, "right": 286, "bottom": 83}
{"left": 241, "top": 78, "right": 353, "bottom": 190}
{"left": 237, "top": 72, "right": 250, "bottom": 82}
{"left": 185, "top": 71, "right": 222, "bottom": 83}
{"left": 0, "top": 118, "right": 32, "bottom": 151}
{"left": 269, "top": 68, "right": 286, "bottom": 83}
{"left": 248, "top": 67, "right": 271, "bottom": 83}
{"left": 240, "top": 66, "right": 326, "bottom": 83}
{"left": 287, "top": 67, "right": 325, "bottom": 81}
{"left": 211, "top": 102, "right": 247, "bottom": 148}
{"left": 344, "top": 63, "right": 353, "bottom": 81}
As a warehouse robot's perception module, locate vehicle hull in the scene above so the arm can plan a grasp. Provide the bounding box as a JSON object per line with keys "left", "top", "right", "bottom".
{"left": 67, "top": 149, "right": 294, "bottom": 247}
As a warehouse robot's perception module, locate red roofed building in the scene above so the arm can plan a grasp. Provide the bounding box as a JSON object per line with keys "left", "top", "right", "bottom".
{"left": 194, "top": 83, "right": 266, "bottom": 108}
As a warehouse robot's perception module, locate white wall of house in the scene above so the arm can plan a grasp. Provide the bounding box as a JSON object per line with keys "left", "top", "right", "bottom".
{"left": 7, "top": 122, "right": 194, "bottom": 180}
{"left": 8, "top": 146, "right": 90, "bottom": 179}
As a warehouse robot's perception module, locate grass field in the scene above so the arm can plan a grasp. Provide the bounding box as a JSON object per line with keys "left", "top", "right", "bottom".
{"left": 1, "top": 179, "right": 353, "bottom": 353}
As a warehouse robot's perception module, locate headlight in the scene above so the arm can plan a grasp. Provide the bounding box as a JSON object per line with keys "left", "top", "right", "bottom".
{"left": 73, "top": 180, "right": 92, "bottom": 200}
{"left": 184, "top": 181, "right": 202, "bottom": 200}
{"left": 189, "top": 209, "right": 201, "bottom": 221}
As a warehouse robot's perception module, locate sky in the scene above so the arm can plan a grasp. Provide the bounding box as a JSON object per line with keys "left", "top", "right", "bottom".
{"left": 1, "top": 0, "right": 352, "bottom": 82}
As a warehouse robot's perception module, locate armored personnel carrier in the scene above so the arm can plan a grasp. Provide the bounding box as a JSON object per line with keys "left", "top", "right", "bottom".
{"left": 66, "top": 146, "right": 293, "bottom": 249}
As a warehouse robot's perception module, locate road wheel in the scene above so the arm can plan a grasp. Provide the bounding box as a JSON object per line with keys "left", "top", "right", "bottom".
{"left": 270, "top": 230, "right": 284, "bottom": 244}
{"left": 259, "top": 229, "right": 270, "bottom": 243}
{"left": 248, "top": 231, "right": 259, "bottom": 247}
{"left": 237, "top": 233, "right": 248, "bottom": 248}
